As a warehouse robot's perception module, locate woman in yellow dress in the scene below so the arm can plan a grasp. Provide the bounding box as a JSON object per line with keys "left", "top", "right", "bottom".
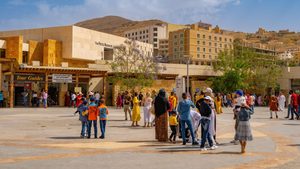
{"left": 132, "top": 92, "right": 141, "bottom": 126}
{"left": 215, "top": 93, "right": 223, "bottom": 114}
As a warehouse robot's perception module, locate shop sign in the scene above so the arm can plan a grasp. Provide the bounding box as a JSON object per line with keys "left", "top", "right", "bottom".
{"left": 74, "top": 87, "right": 82, "bottom": 93}
{"left": 95, "top": 41, "right": 113, "bottom": 48}
{"left": 52, "top": 74, "right": 72, "bottom": 83}
{"left": 14, "top": 74, "right": 45, "bottom": 81}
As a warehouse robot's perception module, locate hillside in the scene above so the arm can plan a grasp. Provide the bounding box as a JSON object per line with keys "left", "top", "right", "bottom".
{"left": 75, "top": 15, "right": 166, "bottom": 36}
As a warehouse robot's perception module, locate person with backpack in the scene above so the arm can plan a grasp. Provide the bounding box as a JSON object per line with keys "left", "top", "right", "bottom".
{"left": 87, "top": 97, "right": 99, "bottom": 139}
{"left": 98, "top": 99, "right": 109, "bottom": 139}
{"left": 78, "top": 100, "right": 88, "bottom": 138}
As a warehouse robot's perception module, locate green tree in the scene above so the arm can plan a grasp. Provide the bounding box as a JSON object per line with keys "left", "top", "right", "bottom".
{"left": 210, "top": 42, "right": 282, "bottom": 94}
{"left": 109, "top": 40, "right": 158, "bottom": 90}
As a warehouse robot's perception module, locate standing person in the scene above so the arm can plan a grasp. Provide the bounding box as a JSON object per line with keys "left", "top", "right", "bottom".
{"left": 290, "top": 90, "right": 299, "bottom": 120}
{"left": 95, "top": 92, "right": 100, "bottom": 106}
{"left": 235, "top": 103, "right": 253, "bottom": 154}
{"left": 269, "top": 95, "right": 279, "bottom": 119}
{"left": 0, "top": 91, "right": 3, "bottom": 108}
{"left": 31, "top": 91, "right": 38, "bottom": 107}
{"left": 138, "top": 92, "right": 144, "bottom": 106}
{"left": 76, "top": 92, "right": 83, "bottom": 108}
{"left": 199, "top": 96, "right": 216, "bottom": 151}
{"left": 278, "top": 91, "right": 286, "bottom": 112}
{"left": 65, "top": 91, "right": 70, "bottom": 107}
{"left": 285, "top": 91, "right": 292, "bottom": 119}
{"left": 123, "top": 91, "right": 132, "bottom": 121}
{"left": 22, "top": 90, "right": 28, "bottom": 106}
{"left": 71, "top": 92, "right": 76, "bottom": 108}
{"left": 98, "top": 99, "right": 109, "bottom": 139}
{"left": 78, "top": 100, "right": 88, "bottom": 138}
{"left": 87, "top": 97, "right": 99, "bottom": 139}
{"left": 215, "top": 93, "right": 223, "bottom": 114}
{"left": 42, "top": 90, "right": 48, "bottom": 108}
{"left": 143, "top": 92, "right": 153, "bottom": 127}
{"left": 154, "top": 89, "right": 170, "bottom": 142}
{"left": 177, "top": 93, "right": 198, "bottom": 145}
{"left": 168, "top": 91, "right": 177, "bottom": 110}
{"left": 131, "top": 92, "right": 141, "bottom": 126}
{"left": 169, "top": 110, "right": 178, "bottom": 143}
{"left": 116, "top": 93, "right": 122, "bottom": 109}
{"left": 249, "top": 93, "right": 255, "bottom": 113}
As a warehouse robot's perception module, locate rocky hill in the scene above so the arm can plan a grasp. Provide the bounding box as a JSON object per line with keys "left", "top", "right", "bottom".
{"left": 75, "top": 15, "right": 166, "bottom": 36}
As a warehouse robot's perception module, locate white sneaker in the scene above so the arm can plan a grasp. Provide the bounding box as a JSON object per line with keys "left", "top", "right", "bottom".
{"left": 200, "top": 147, "right": 207, "bottom": 151}
{"left": 209, "top": 145, "right": 218, "bottom": 150}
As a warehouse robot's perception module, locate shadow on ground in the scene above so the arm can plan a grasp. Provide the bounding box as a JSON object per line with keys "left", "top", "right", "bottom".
{"left": 49, "top": 136, "right": 83, "bottom": 139}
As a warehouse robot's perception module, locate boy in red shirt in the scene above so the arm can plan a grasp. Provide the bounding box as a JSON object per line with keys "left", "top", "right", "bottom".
{"left": 87, "top": 97, "right": 99, "bottom": 138}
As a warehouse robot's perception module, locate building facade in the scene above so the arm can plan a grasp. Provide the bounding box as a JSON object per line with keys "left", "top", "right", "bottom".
{"left": 168, "top": 24, "right": 234, "bottom": 65}
{"left": 0, "top": 26, "right": 153, "bottom": 107}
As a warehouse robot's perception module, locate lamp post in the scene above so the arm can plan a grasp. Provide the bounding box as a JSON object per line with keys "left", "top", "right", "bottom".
{"left": 184, "top": 55, "right": 191, "bottom": 96}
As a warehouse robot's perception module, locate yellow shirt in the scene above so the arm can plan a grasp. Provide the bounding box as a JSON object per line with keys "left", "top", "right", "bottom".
{"left": 169, "top": 96, "right": 177, "bottom": 109}
{"left": 169, "top": 115, "right": 178, "bottom": 126}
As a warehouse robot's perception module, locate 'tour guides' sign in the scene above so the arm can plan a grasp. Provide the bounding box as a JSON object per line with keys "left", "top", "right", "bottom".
{"left": 52, "top": 74, "right": 72, "bottom": 83}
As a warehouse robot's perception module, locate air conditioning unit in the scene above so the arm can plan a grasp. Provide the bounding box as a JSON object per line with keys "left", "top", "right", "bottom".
{"left": 32, "top": 61, "right": 40, "bottom": 67}
{"left": 61, "top": 62, "right": 68, "bottom": 68}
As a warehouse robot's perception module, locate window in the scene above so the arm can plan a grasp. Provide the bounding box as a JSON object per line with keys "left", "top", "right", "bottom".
{"left": 214, "top": 36, "right": 217, "bottom": 41}
{"left": 220, "top": 44, "right": 222, "bottom": 48}
{"left": 197, "top": 34, "right": 200, "bottom": 38}
{"left": 140, "top": 36, "right": 142, "bottom": 39}
{"left": 197, "top": 41, "right": 200, "bottom": 45}
{"left": 215, "top": 48, "right": 218, "bottom": 53}
{"left": 153, "top": 33, "right": 158, "bottom": 36}
{"left": 209, "top": 55, "right": 212, "bottom": 59}
{"left": 153, "top": 27, "right": 158, "bottom": 31}
{"left": 174, "top": 48, "right": 177, "bottom": 52}
{"left": 135, "top": 37, "right": 137, "bottom": 40}
{"left": 203, "top": 55, "right": 206, "bottom": 58}
{"left": 154, "top": 38, "right": 158, "bottom": 42}
{"left": 174, "top": 35, "right": 178, "bottom": 39}
{"left": 132, "top": 33, "right": 134, "bottom": 36}
{"left": 180, "top": 40, "right": 183, "bottom": 44}
{"left": 143, "top": 36, "right": 145, "bottom": 39}
{"left": 203, "top": 48, "right": 206, "bottom": 52}
{"left": 197, "top": 54, "right": 200, "bottom": 58}
{"left": 140, "top": 31, "right": 142, "bottom": 34}
{"left": 225, "top": 38, "right": 227, "bottom": 42}
{"left": 203, "top": 41, "right": 205, "bottom": 45}
{"left": 146, "top": 30, "right": 149, "bottom": 33}
{"left": 219, "top": 37, "right": 222, "bottom": 41}
{"left": 154, "top": 44, "right": 157, "bottom": 47}
{"left": 215, "top": 43, "right": 217, "bottom": 47}
{"left": 180, "top": 33, "right": 184, "bottom": 38}
{"left": 146, "top": 35, "right": 148, "bottom": 38}
{"left": 209, "top": 48, "right": 212, "bottom": 52}
{"left": 225, "top": 44, "right": 227, "bottom": 48}
{"left": 22, "top": 51, "right": 28, "bottom": 64}
{"left": 197, "top": 47, "right": 200, "bottom": 51}
{"left": 209, "top": 36, "right": 212, "bottom": 40}
{"left": 174, "top": 42, "right": 178, "bottom": 45}
{"left": 135, "top": 32, "right": 137, "bottom": 35}
{"left": 125, "top": 34, "right": 127, "bottom": 37}
{"left": 201, "top": 61, "right": 205, "bottom": 65}
{"left": 209, "top": 42, "right": 211, "bottom": 46}
{"left": 180, "top": 47, "right": 183, "bottom": 51}
{"left": 0, "top": 49, "right": 6, "bottom": 58}
{"left": 143, "top": 30, "right": 145, "bottom": 34}
{"left": 203, "top": 35, "right": 206, "bottom": 39}
{"left": 229, "top": 38, "right": 232, "bottom": 42}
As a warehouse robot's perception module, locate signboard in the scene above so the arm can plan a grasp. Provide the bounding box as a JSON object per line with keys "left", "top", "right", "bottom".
{"left": 52, "top": 74, "right": 72, "bottom": 83}
{"left": 14, "top": 74, "right": 45, "bottom": 81}
{"left": 74, "top": 87, "right": 82, "bottom": 93}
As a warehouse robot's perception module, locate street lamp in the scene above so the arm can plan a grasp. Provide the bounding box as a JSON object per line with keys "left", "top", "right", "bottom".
{"left": 183, "top": 55, "right": 191, "bottom": 96}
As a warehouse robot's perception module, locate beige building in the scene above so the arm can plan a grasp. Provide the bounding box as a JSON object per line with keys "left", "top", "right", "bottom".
{"left": 124, "top": 23, "right": 187, "bottom": 56}
{"left": 0, "top": 25, "right": 153, "bottom": 107}
{"left": 169, "top": 23, "right": 234, "bottom": 65}
{"left": 158, "top": 39, "right": 169, "bottom": 57}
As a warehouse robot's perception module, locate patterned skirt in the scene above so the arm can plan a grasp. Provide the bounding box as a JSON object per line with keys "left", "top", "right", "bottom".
{"left": 155, "top": 112, "right": 168, "bottom": 142}
{"left": 234, "top": 121, "right": 253, "bottom": 141}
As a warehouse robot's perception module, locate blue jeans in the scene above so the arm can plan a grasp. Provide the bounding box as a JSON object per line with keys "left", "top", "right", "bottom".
{"left": 87, "top": 120, "right": 97, "bottom": 138}
{"left": 287, "top": 104, "right": 291, "bottom": 118}
{"left": 180, "top": 119, "right": 195, "bottom": 144}
{"left": 43, "top": 99, "right": 47, "bottom": 108}
{"left": 100, "top": 120, "right": 107, "bottom": 138}
{"left": 81, "top": 121, "right": 87, "bottom": 137}
{"left": 250, "top": 105, "right": 254, "bottom": 114}
{"left": 200, "top": 118, "right": 213, "bottom": 148}
{"left": 291, "top": 106, "right": 299, "bottom": 119}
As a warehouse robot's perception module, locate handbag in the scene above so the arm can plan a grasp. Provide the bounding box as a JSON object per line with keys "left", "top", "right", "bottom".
{"left": 82, "top": 110, "right": 88, "bottom": 116}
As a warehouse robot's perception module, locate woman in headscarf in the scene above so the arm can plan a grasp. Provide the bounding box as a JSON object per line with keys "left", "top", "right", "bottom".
{"left": 154, "top": 89, "right": 170, "bottom": 142}
{"left": 131, "top": 92, "right": 141, "bottom": 126}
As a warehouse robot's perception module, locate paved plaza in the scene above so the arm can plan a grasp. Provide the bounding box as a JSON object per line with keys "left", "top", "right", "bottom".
{"left": 0, "top": 106, "right": 299, "bottom": 169}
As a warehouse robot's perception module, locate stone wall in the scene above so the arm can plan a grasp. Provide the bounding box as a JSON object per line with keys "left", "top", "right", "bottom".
{"left": 28, "top": 40, "right": 43, "bottom": 65}
{"left": 4, "top": 36, "right": 23, "bottom": 64}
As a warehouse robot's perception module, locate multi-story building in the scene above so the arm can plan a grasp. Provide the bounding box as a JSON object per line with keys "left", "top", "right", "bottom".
{"left": 158, "top": 39, "right": 169, "bottom": 57}
{"left": 168, "top": 23, "right": 234, "bottom": 65}
{"left": 124, "top": 23, "right": 188, "bottom": 56}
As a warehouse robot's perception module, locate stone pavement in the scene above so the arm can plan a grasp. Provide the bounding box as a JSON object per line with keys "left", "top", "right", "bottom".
{"left": 0, "top": 106, "right": 299, "bottom": 169}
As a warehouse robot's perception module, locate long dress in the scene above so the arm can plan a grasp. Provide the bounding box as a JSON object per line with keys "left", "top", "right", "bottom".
{"left": 278, "top": 95, "right": 286, "bottom": 111}
{"left": 132, "top": 96, "right": 141, "bottom": 122}
{"left": 215, "top": 99, "right": 223, "bottom": 114}
{"left": 154, "top": 95, "right": 170, "bottom": 142}
{"left": 143, "top": 97, "right": 153, "bottom": 123}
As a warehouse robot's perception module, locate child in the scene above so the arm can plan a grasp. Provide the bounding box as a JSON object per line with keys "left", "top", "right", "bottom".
{"left": 269, "top": 95, "right": 279, "bottom": 119}
{"left": 87, "top": 97, "right": 99, "bottom": 139}
{"left": 78, "top": 101, "right": 88, "bottom": 138}
{"left": 169, "top": 111, "right": 178, "bottom": 143}
{"left": 98, "top": 99, "right": 109, "bottom": 139}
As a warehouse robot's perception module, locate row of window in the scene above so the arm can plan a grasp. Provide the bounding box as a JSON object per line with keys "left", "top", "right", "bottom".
{"left": 125, "top": 27, "right": 158, "bottom": 37}
{"left": 174, "top": 34, "right": 232, "bottom": 42}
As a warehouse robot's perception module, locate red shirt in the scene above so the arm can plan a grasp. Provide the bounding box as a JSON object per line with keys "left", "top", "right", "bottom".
{"left": 291, "top": 93, "right": 298, "bottom": 107}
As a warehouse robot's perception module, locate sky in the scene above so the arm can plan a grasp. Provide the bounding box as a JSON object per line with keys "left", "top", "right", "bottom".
{"left": 0, "top": 0, "right": 299, "bottom": 33}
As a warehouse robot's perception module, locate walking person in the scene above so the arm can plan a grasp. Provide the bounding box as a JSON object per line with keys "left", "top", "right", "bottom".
{"left": 123, "top": 91, "right": 132, "bottom": 121}
{"left": 290, "top": 90, "right": 299, "bottom": 120}
{"left": 131, "top": 92, "right": 141, "bottom": 127}
{"left": 154, "top": 89, "right": 170, "bottom": 142}
{"left": 0, "top": 91, "right": 3, "bottom": 108}
{"left": 199, "top": 96, "right": 217, "bottom": 151}
{"left": 42, "top": 90, "right": 48, "bottom": 108}
{"left": 22, "top": 90, "right": 28, "bottom": 106}
{"left": 215, "top": 93, "right": 223, "bottom": 114}
{"left": 71, "top": 92, "right": 77, "bottom": 108}
{"left": 143, "top": 92, "right": 153, "bottom": 127}
{"left": 269, "top": 95, "right": 279, "bottom": 119}
{"left": 87, "top": 97, "right": 99, "bottom": 139}
{"left": 278, "top": 91, "right": 286, "bottom": 112}
{"left": 177, "top": 93, "right": 198, "bottom": 145}
{"left": 235, "top": 103, "right": 253, "bottom": 154}
{"left": 98, "top": 99, "right": 109, "bottom": 139}
{"left": 116, "top": 93, "right": 122, "bottom": 109}
{"left": 169, "top": 111, "right": 178, "bottom": 143}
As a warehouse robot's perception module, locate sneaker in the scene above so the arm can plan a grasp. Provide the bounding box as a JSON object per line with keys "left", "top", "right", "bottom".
{"left": 200, "top": 147, "right": 207, "bottom": 151}
{"left": 192, "top": 142, "right": 199, "bottom": 145}
{"left": 182, "top": 142, "right": 186, "bottom": 145}
{"left": 209, "top": 145, "right": 218, "bottom": 150}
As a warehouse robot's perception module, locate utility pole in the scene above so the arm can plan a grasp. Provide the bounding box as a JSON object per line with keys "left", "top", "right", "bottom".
{"left": 184, "top": 55, "right": 190, "bottom": 96}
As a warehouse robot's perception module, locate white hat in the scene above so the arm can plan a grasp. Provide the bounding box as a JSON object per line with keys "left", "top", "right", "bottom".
{"left": 205, "top": 88, "right": 213, "bottom": 93}
{"left": 204, "top": 96, "right": 213, "bottom": 101}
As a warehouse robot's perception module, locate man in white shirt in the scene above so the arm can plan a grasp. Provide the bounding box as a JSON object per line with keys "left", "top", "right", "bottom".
{"left": 278, "top": 92, "right": 286, "bottom": 112}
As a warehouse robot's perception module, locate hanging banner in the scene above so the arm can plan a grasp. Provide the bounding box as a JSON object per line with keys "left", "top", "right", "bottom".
{"left": 14, "top": 74, "right": 45, "bottom": 81}
{"left": 52, "top": 74, "right": 72, "bottom": 83}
